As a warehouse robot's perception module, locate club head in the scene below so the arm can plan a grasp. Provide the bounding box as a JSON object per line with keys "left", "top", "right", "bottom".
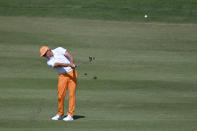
{"left": 89, "top": 56, "right": 95, "bottom": 62}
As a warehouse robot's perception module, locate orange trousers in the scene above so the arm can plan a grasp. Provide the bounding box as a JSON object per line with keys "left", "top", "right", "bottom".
{"left": 57, "top": 70, "right": 77, "bottom": 117}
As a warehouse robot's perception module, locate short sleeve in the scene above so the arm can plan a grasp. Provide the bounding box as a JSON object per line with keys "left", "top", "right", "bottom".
{"left": 56, "top": 47, "right": 67, "bottom": 55}
{"left": 47, "top": 59, "right": 55, "bottom": 68}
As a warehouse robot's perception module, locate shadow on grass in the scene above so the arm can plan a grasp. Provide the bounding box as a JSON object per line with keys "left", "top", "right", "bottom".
{"left": 73, "top": 115, "right": 85, "bottom": 120}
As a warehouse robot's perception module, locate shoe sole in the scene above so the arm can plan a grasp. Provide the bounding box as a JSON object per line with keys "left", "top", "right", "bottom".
{"left": 63, "top": 119, "right": 73, "bottom": 121}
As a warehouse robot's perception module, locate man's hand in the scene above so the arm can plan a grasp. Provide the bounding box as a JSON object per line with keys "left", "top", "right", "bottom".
{"left": 69, "top": 63, "right": 76, "bottom": 68}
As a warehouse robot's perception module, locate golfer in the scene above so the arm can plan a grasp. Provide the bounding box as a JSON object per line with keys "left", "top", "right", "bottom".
{"left": 40, "top": 46, "right": 77, "bottom": 121}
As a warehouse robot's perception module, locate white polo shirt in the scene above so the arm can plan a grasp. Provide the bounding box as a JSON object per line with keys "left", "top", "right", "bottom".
{"left": 47, "top": 47, "right": 72, "bottom": 74}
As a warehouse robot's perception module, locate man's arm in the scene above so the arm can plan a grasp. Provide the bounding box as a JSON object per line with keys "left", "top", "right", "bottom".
{"left": 54, "top": 50, "right": 76, "bottom": 68}
{"left": 65, "top": 51, "right": 74, "bottom": 64}
{"left": 54, "top": 63, "right": 75, "bottom": 68}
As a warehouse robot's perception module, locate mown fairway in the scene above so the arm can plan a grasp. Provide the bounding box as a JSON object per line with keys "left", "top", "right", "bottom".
{"left": 0, "top": 0, "right": 197, "bottom": 23}
{"left": 0, "top": 0, "right": 197, "bottom": 131}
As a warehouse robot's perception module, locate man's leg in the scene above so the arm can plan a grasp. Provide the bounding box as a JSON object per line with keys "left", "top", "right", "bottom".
{"left": 68, "top": 70, "right": 77, "bottom": 117}
{"left": 57, "top": 74, "right": 68, "bottom": 116}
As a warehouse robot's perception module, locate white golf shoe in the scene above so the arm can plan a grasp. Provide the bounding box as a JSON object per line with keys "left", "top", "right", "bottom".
{"left": 51, "top": 114, "right": 64, "bottom": 120}
{"left": 63, "top": 115, "right": 74, "bottom": 121}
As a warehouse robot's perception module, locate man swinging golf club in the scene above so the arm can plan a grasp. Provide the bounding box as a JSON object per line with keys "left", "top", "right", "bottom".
{"left": 40, "top": 46, "right": 77, "bottom": 121}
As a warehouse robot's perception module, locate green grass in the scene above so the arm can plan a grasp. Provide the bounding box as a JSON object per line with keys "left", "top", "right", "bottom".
{"left": 0, "top": 0, "right": 197, "bottom": 130}
{"left": 0, "top": 16, "right": 197, "bottom": 131}
{"left": 0, "top": 0, "right": 197, "bottom": 23}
